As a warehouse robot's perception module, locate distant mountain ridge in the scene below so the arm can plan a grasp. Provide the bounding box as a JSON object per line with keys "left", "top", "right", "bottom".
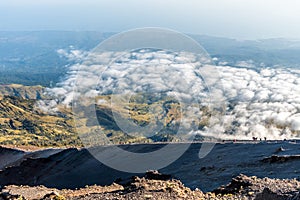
{"left": 1, "top": 31, "right": 300, "bottom": 86}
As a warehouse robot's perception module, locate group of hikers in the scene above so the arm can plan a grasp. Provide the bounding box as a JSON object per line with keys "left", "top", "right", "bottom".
{"left": 225, "top": 137, "right": 268, "bottom": 143}
{"left": 252, "top": 137, "right": 267, "bottom": 141}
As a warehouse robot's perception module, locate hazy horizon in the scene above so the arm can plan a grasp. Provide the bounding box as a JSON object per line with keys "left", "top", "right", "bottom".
{"left": 1, "top": 0, "right": 300, "bottom": 40}
{"left": 1, "top": 30, "right": 300, "bottom": 42}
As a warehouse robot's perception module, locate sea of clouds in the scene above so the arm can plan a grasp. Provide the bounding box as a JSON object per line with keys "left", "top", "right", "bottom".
{"left": 37, "top": 47, "right": 300, "bottom": 140}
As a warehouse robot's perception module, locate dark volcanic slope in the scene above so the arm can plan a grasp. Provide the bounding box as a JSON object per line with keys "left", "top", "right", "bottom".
{"left": 0, "top": 142, "right": 300, "bottom": 192}
{"left": 0, "top": 147, "right": 63, "bottom": 171}
{"left": 0, "top": 147, "right": 25, "bottom": 170}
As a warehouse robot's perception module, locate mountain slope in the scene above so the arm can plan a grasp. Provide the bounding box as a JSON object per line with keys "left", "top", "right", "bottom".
{"left": 0, "top": 84, "right": 45, "bottom": 99}
{"left": 0, "top": 90, "right": 202, "bottom": 146}
{"left": 0, "top": 95, "right": 80, "bottom": 147}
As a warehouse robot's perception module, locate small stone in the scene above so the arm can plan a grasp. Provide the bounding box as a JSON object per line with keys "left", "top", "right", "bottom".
{"left": 144, "top": 194, "right": 153, "bottom": 199}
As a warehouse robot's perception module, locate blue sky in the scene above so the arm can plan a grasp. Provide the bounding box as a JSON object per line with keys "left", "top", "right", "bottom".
{"left": 1, "top": 0, "right": 300, "bottom": 39}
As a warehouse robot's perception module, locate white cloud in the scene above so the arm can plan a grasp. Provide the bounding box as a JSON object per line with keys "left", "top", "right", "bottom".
{"left": 57, "top": 48, "right": 88, "bottom": 62}
{"left": 40, "top": 48, "right": 300, "bottom": 140}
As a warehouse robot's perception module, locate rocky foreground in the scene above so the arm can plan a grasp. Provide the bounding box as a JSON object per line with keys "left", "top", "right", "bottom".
{"left": 1, "top": 171, "right": 300, "bottom": 200}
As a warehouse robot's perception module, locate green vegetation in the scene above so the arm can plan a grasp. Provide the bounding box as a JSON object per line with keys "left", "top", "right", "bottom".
{"left": 0, "top": 95, "right": 81, "bottom": 147}
{"left": 0, "top": 86, "right": 214, "bottom": 147}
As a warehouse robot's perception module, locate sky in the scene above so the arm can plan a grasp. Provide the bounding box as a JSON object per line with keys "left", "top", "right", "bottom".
{"left": 1, "top": 0, "right": 300, "bottom": 39}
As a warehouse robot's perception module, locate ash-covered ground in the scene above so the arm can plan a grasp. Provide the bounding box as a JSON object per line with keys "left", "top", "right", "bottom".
{"left": 1, "top": 141, "right": 300, "bottom": 195}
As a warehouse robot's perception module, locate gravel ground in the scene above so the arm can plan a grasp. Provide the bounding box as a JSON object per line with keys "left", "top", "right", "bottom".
{"left": 1, "top": 171, "right": 300, "bottom": 200}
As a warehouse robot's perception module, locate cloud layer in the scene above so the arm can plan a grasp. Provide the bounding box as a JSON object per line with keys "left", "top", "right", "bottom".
{"left": 206, "top": 66, "right": 300, "bottom": 140}
{"left": 40, "top": 48, "right": 300, "bottom": 140}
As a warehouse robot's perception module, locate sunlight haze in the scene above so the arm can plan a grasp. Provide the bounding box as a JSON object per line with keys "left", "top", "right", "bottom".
{"left": 1, "top": 0, "right": 300, "bottom": 39}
